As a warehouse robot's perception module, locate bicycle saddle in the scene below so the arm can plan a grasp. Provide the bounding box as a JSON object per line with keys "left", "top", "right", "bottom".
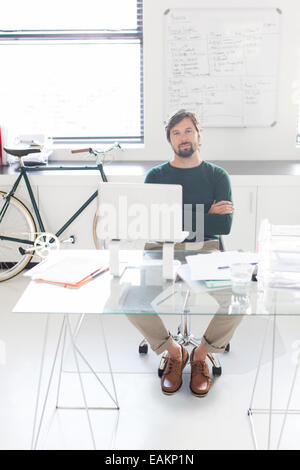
{"left": 4, "top": 146, "right": 41, "bottom": 157}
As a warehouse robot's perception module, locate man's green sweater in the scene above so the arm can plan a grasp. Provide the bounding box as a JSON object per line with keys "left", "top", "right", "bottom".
{"left": 144, "top": 161, "right": 233, "bottom": 241}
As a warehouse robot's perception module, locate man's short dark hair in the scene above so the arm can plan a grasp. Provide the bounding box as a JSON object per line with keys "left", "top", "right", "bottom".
{"left": 165, "top": 109, "right": 202, "bottom": 143}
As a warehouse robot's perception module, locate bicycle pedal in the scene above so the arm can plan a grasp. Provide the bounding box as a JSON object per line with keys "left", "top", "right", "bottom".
{"left": 19, "top": 246, "right": 35, "bottom": 255}
{"left": 61, "top": 235, "right": 75, "bottom": 244}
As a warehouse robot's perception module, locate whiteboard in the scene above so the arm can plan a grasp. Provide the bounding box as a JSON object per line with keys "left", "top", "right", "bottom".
{"left": 164, "top": 8, "right": 281, "bottom": 127}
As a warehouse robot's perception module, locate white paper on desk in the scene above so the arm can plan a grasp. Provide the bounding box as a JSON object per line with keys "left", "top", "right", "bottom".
{"left": 24, "top": 250, "right": 109, "bottom": 283}
{"left": 186, "top": 251, "right": 258, "bottom": 281}
{"left": 177, "top": 264, "right": 231, "bottom": 292}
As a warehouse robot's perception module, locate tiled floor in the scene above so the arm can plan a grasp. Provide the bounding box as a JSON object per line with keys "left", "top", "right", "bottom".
{"left": 1, "top": 274, "right": 300, "bottom": 450}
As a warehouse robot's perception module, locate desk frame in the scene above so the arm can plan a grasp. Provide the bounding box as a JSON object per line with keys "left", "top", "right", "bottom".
{"left": 31, "top": 313, "right": 119, "bottom": 450}
{"left": 248, "top": 300, "right": 300, "bottom": 450}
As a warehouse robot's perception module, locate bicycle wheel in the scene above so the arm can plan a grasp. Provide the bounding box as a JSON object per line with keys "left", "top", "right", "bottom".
{"left": 0, "top": 191, "right": 37, "bottom": 281}
{"left": 93, "top": 212, "right": 105, "bottom": 249}
{"left": 92, "top": 212, "right": 98, "bottom": 248}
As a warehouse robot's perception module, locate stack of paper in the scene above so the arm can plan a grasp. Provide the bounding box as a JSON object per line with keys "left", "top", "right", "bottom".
{"left": 24, "top": 250, "right": 110, "bottom": 288}
{"left": 268, "top": 272, "right": 300, "bottom": 290}
{"left": 269, "top": 236, "right": 300, "bottom": 274}
{"left": 258, "top": 221, "right": 300, "bottom": 290}
{"left": 271, "top": 225, "right": 300, "bottom": 237}
{"left": 176, "top": 264, "right": 232, "bottom": 293}
{"left": 186, "top": 251, "right": 258, "bottom": 281}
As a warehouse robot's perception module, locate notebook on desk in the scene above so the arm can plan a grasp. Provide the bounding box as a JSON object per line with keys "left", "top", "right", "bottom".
{"left": 24, "top": 250, "right": 110, "bottom": 288}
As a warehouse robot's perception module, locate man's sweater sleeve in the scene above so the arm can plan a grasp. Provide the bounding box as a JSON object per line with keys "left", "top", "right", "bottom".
{"left": 204, "top": 169, "right": 233, "bottom": 236}
{"left": 144, "top": 169, "right": 159, "bottom": 183}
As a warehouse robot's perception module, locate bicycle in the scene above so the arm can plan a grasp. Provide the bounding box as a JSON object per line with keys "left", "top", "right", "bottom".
{"left": 0, "top": 143, "right": 121, "bottom": 281}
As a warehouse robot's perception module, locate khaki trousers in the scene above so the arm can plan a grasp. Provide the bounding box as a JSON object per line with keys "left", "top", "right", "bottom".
{"left": 127, "top": 240, "right": 243, "bottom": 355}
{"left": 127, "top": 312, "right": 243, "bottom": 355}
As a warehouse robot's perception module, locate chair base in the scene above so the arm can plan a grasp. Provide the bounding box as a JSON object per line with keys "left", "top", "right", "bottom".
{"left": 139, "top": 238, "right": 228, "bottom": 377}
{"left": 138, "top": 316, "right": 229, "bottom": 378}
{"left": 157, "top": 333, "right": 225, "bottom": 378}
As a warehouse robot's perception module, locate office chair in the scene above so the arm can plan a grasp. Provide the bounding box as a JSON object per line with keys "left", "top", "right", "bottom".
{"left": 138, "top": 236, "right": 230, "bottom": 378}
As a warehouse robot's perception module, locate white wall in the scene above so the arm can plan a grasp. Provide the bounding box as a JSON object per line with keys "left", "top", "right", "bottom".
{"left": 55, "top": 0, "right": 300, "bottom": 162}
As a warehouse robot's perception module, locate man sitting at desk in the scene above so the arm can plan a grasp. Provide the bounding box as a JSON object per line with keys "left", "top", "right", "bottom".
{"left": 127, "top": 109, "right": 240, "bottom": 397}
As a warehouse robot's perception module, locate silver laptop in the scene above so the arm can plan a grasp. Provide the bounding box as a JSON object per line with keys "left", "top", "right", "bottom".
{"left": 97, "top": 182, "right": 188, "bottom": 243}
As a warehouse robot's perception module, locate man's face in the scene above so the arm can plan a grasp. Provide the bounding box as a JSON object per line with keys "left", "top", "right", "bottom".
{"left": 169, "top": 117, "right": 200, "bottom": 158}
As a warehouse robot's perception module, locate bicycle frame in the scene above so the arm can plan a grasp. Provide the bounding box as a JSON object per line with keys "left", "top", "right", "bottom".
{"left": 0, "top": 162, "right": 107, "bottom": 248}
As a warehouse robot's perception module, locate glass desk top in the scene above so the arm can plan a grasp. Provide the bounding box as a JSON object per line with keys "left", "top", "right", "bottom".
{"left": 12, "top": 249, "right": 300, "bottom": 316}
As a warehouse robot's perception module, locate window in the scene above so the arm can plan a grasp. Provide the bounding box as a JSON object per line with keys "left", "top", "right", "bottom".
{"left": 0, "top": 0, "right": 143, "bottom": 145}
{"left": 293, "top": 80, "right": 300, "bottom": 145}
{"left": 297, "top": 108, "right": 300, "bottom": 145}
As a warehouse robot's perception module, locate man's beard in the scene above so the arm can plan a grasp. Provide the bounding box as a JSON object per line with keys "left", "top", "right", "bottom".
{"left": 174, "top": 142, "right": 196, "bottom": 158}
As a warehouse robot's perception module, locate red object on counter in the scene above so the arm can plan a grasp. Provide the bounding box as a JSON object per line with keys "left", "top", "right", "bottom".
{"left": 0, "top": 127, "right": 3, "bottom": 166}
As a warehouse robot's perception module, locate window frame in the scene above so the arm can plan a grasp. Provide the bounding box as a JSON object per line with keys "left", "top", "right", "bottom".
{"left": 297, "top": 107, "right": 300, "bottom": 145}
{"left": 0, "top": 0, "right": 144, "bottom": 145}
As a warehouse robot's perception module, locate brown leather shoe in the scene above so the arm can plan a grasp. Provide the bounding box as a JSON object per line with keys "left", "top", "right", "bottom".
{"left": 190, "top": 347, "right": 212, "bottom": 397}
{"left": 161, "top": 344, "right": 189, "bottom": 395}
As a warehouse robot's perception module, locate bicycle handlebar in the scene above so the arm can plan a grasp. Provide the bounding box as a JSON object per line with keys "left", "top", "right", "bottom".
{"left": 71, "top": 148, "right": 91, "bottom": 154}
{"left": 71, "top": 142, "right": 122, "bottom": 155}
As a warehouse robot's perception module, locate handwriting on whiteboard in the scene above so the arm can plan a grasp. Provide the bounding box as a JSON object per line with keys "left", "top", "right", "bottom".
{"left": 165, "top": 8, "right": 280, "bottom": 127}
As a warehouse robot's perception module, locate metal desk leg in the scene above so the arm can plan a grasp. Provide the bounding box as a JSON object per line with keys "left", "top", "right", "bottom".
{"left": 268, "top": 313, "right": 277, "bottom": 450}
{"left": 247, "top": 316, "right": 271, "bottom": 449}
{"left": 56, "top": 315, "right": 119, "bottom": 412}
{"left": 32, "top": 313, "right": 120, "bottom": 450}
{"left": 66, "top": 315, "right": 97, "bottom": 450}
{"left": 248, "top": 311, "right": 300, "bottom": 450}
{"left": 276, "top": 360, "right": 300, "bottom": 449}
{"left": 57, "top": 315, "right": 120, "bottom": 449}
{"left": 31, "top": 315, "right": 66, "bottom": 450}
{"left": 247, "top": 314, "right": 277, "bottom": 450}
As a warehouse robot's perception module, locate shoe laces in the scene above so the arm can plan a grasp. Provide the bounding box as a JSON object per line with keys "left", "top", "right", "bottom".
{"left": 163, "top": 355, "right": 181, "bottom": 375}
{"left": 191, "top": 359, "right": 210, "bottom": 379}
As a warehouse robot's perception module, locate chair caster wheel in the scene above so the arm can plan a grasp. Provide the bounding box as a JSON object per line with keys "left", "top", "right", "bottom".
{"left": 212, "top": 366, "right": 222, "bottom": 377}
{"left": 158, "top": 357, "right": 167, "bottom": 377}
{"left": 139, "top": 344, "right": 148, "bottom": 354}
{"left": 225, "top": 343, "right": 230, "bottom": 352}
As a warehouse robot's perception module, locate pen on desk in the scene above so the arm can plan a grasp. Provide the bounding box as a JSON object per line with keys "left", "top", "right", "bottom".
{"left": 35, "top": 266, "right": 110, "bottom": 288}
{"left": 218, "top": 262, "right": 257, "bottom": 270}
{"left": 91, "top": 266, "right": 110, "bottom": 279}
{"left": 65, "top": 266, "right": 110, "bottom": 288}
{"left": 77, "top": 266, "right": 110, "bottom": 286}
